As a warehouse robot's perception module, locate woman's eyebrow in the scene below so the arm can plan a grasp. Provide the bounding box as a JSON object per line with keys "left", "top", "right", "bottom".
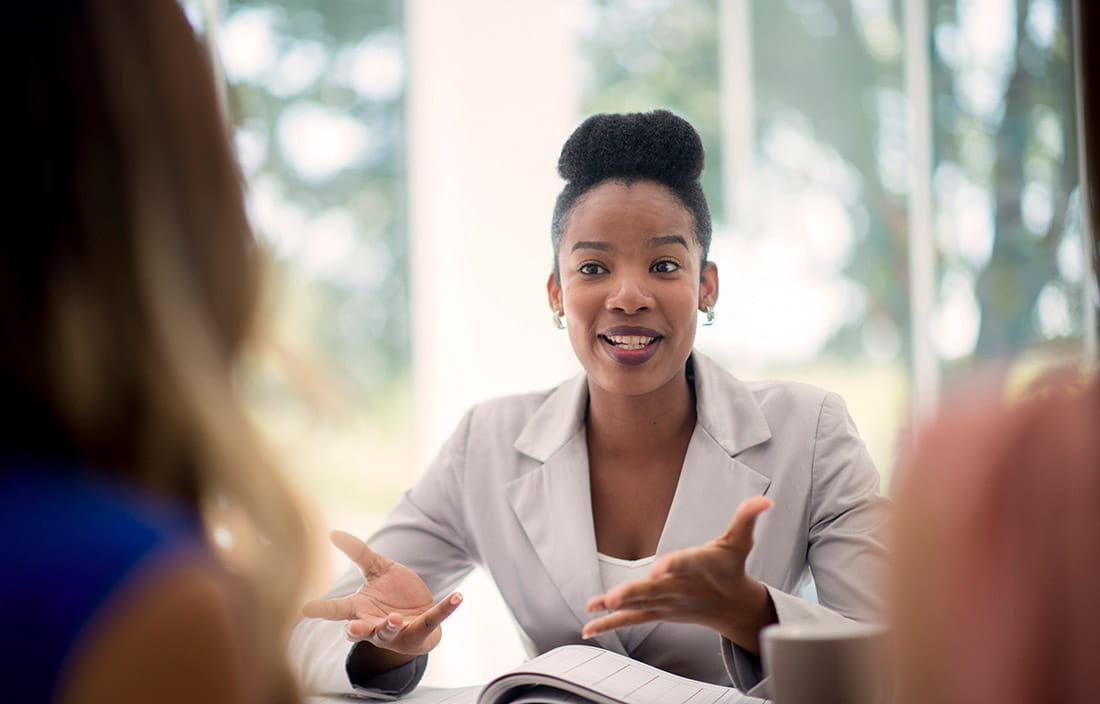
{"left": 571, "top": 240, "right": 613, "bottom": 252}
{"left": 646, "top": 235, "right": 689, "bottom": 249}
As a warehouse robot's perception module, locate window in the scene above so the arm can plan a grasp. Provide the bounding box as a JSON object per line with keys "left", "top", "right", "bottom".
{"left": 209, "top": 0, "right": 413, "bottom": 550}
{"left": 577, "top": 0, "right": 1094, "bottom": 482}
{"left": 199, "top": 0, "right": 1096, "bottom": 689}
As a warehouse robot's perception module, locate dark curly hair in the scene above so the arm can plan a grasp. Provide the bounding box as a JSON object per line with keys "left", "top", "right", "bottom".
{"left": 550, "top": 109, "right": 712, "bottom": 273}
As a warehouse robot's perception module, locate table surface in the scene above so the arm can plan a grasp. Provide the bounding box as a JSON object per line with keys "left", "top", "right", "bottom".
{"left": 307, "top": 685, "right": 482, "bottom": 704}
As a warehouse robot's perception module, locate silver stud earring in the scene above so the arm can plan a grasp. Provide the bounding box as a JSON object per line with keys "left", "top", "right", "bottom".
{"left": 702, "top": 305, "right": 716, "bottom": 326}
{"left": 552, "top": 310, "right": 566, "bottom": 329}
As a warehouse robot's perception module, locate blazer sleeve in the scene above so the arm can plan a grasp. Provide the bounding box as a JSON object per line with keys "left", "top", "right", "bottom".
{"left": 723, "top": 392, "right": 891, "bottom": 697}
{"left": 287, "top": 409, "right": 480, "bottom": 696}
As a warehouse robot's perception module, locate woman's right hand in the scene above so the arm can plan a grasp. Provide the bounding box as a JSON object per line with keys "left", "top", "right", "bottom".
{"left": 301, "top": 530, "right": 462, "bottom": 655}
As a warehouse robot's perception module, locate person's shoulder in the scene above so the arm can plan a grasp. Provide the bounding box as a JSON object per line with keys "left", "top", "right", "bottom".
{"left": 453, "top": 375, "right": 587, "bottom": 461}
{"left": 469, "top": 387, "right": 558, "bottom": 420}
{"left": 693, "top": 352, "right": 846, "bottom": 429}
{"left": 742, "top": 377, "right": 837, "bottom": 412}
{"left": 0, "top": 468, "right": 202, "bottom": 628}
{"left": 0, "top": 466, "right": 199, "bottom": 557}
{"left": 694, "top": 352, "right": 835, "bottom": 407}
{"left": 0, "top": 465, "right": 207, "bottom": 700}
{"left": 57, "top": 557, "right": 256, "bottom": 704}
{"left": 465, "top": 377, "right": 581, "bottom": 432}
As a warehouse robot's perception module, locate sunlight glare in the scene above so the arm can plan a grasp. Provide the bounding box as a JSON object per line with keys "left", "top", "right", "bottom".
{"left": 277, "top": 102, "right": 372, "bottom": 183}
{"left": 220, "top": 7, "right": 279, "bottom": 84}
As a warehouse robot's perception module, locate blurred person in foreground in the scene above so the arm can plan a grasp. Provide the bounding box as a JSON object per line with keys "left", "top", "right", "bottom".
{"left": 292, "top": 109, "right": 890, "bottom": 699}
{"left": 891, "top": 368, "right": 1100, "bottom": 704}
{"left": 0, "top": 2, "right": 309, "bottom": 703}
{"left": 892, "top": 6, "right": 1100, "bottom": 698}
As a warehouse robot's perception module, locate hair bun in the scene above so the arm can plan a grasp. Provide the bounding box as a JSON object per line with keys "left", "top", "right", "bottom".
{"left": 557, "top": 109, "right": 704, "bottom": 186}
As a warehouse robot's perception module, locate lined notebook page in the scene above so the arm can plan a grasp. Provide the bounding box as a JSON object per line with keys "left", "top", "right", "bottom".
{"left": 478, "top": 645, "right": 767, "bottom": 704}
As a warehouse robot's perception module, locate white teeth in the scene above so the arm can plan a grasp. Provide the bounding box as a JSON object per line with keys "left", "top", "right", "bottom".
{"left": 604, "top": 335, "right": 656, "bottom": 349}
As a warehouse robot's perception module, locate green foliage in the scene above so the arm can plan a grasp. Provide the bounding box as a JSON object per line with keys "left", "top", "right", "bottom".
{"left": 929, "top": 0, "right": 1080, "bottom": 359}
{"left": 225, "top": 0, "right": 408, "bottom": 406}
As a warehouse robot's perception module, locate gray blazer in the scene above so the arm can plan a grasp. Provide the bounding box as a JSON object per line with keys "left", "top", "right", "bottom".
{"left": 289, "top": 352, "right": 890, "bottom": 697}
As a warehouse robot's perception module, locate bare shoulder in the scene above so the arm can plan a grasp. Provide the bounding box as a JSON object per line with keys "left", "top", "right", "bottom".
{"left": 58, "top": 555, "right": 262, "bottom": 704}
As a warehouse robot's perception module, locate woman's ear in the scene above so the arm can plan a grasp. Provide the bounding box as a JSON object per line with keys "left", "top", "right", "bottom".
{"left": 547, "top": 271, "right": 563, "bottom": 314}
{"left": 700, "top": 261, "right": 719, "bottom": 310}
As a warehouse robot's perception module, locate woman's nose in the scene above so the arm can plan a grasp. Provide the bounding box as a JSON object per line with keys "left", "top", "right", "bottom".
{"left": 605, "top": 273, "right": 653, "bottom": 313}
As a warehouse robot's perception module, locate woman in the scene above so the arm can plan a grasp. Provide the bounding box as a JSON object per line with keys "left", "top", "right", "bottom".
{"left": 0, "top": 2, "right": 309, "bottom": 702}
{"left": 293, "top": 110, "right": 889, "bottom": 698}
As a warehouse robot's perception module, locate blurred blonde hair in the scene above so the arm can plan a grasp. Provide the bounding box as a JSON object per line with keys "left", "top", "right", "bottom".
{"left": 0, "top": 1, "right": 310, "bottom": 700}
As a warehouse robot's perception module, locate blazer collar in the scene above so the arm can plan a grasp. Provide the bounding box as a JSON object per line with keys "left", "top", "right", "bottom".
{"left": 513, "top": 370, "right": 589, "bottom": 462}
{"left": 506, "top": 352, "right": 774, "bottom": 654}
{"left": 513, "top": 351, "right": 773, "bottom": 462}
{"left": 690, "top": 352, "right": 773, "bottom": 456}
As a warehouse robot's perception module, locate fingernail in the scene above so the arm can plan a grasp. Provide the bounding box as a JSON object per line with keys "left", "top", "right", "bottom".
{"left": 451, "top": 594, "right": 463, "bottom": 605}
{"left": 386, "top": 621, "right": 399, "bottom": 631}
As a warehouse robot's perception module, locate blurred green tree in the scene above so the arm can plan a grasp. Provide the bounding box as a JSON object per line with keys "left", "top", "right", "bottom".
{"left": 928, "top": 0, "right": 1080, "bottom": 360}
{"left": 224, "top": 0, "right": 408, "bottom": 410}
{"left": 579, "top": 0, "right": 1085, "bottom": 366}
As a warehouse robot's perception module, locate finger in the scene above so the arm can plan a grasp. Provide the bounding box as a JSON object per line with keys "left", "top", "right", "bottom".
{"left": 415, "top": 592, "right": 464, "bottom": 633}
{"left": 344, "top": 617, "right": 384, "bottom": 642}
{"left": 582, "top": 609, "right": 661, "bottom": 639}
{"left": 301, "top": 595, "right": 356, "bottom": 621}
{"left": 608, "top": 590, "right": 681, "bottom": 611}
{"left": 363, "top": 612, "right": 405, "bottom": 646}
{"left": 649, "top": 547, "right": 710, "bottom": 579}
{"left": 586, "top": 584, "right": 634, "bottom": 612}
{"left": 718, "top": 496, "right": 773, "bottom": 551}
{"left": 586, "top": 593, "right": 609, "bottom": 614}
{"left": 330, "top": 530, "right": 391, "bottom": 578}
{"left": 342, "top": 612, "right": 393, "bottom": 642}
{"left": 599, "top": 575, "right": 684, "bottom": 610}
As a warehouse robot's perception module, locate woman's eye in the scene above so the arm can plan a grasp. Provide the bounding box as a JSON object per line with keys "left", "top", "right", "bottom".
{"left": 578, "top": 263, "right": 606, "bottom": 275}
{"left": 652, "top": 260, "right": 681, "bottom": 274}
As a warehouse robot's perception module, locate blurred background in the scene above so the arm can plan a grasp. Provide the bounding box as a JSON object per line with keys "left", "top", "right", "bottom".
{"left": 184, "top": 0, "right": 1097, "bottom": 688}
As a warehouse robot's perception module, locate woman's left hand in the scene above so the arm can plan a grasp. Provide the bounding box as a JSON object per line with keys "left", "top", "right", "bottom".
{"left": 583, "top": 496, "right": 778, "bottom": 654}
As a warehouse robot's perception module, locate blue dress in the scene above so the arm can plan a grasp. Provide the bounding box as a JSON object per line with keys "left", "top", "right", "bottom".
{"left": 0, "top": 463, "right": 201, "bottom": 702}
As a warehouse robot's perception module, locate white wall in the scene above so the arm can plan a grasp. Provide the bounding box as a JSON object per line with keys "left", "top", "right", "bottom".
{"left": 406, "top": 0, "right": 583, "bottom": 686}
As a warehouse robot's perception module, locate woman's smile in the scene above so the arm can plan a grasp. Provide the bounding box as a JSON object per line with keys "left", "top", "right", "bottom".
{"left": 599, "top": 325, "right": 662, "bottom": 365}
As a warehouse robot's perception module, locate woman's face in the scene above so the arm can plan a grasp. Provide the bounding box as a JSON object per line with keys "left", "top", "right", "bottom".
{"left": 548, "top": 180, "right": 718, "bottom": 399}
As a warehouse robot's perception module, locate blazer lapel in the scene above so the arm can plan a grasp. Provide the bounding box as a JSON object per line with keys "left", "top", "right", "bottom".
{"left": 631, "top": 353, "right": 773, "bottom": 651}
{"left": 656, "top": 427, "right": 772, "bottom": 554}
{"left": 506, "top": 374, "right": 628, "bottom": 655}
{"left": 504, "top": 353, "right": 773, "bottom": 656}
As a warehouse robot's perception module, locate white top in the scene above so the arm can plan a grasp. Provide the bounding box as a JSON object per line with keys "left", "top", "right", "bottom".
{"left": 596, "top": 552, "right": 655, "bottom": 651}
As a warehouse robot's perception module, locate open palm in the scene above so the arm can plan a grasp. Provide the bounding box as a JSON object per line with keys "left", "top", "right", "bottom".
{"left": 301, "top": 531, "right": 462, "bottom": 655}
{"left": 583, "top": 496, "right": 777, "bottom": 653}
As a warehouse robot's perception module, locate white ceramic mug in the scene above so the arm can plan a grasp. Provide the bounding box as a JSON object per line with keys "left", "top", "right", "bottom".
{"left": 761, "top": 621, "right": 890, "bottom": 704}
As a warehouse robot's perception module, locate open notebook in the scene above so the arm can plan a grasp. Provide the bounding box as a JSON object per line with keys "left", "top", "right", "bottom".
{"left": 326, "top": 644, "right": 768, "bottom": 704}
